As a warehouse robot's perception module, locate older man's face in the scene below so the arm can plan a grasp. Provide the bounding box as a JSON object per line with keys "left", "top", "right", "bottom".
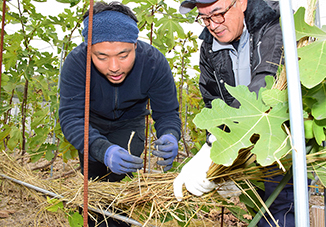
{"left": 197, "top": 0, "right": 247, "bottom": 44}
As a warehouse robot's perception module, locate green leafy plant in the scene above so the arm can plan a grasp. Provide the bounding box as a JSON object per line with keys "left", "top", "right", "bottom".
{"left": 0, "top": 0, "right": 88, "bottom": 164}
{"left": 194, "top": 83, "right": 291, "bottom": 166}
{"left": 46, "top": 196, "right": 83, "bottom": 227}
{"left": 1, "top": 0, "right": 204, "bottom": 166}
{"left": 193, "top": 7, "right": 326, "bottom": 181}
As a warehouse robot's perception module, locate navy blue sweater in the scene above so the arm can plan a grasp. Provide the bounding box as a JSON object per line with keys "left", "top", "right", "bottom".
{"left": 59, "top": 40, "right": 181, "bottom": 163}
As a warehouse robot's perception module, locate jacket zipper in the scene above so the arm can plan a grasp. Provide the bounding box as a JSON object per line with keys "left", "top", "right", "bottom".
{"left": 213, "top": 71, "right": 226, "bottom": 103}
{"left": 114, "top": 87, "right": 118, "bottom": 119}
{"left": 253, "top": 41, "right": 262, "bottom": 72}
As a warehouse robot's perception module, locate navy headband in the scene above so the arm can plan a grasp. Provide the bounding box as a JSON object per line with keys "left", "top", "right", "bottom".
{"left": 82, "top": 10, "right": 139, "bottom": 45}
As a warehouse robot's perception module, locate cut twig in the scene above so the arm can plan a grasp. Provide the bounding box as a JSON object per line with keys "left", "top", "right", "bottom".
{"left": 127, "top": 131, "right": 135, "bottom": 155}
{"left": 128, "top": 131, "right": 142, "bottom": 196}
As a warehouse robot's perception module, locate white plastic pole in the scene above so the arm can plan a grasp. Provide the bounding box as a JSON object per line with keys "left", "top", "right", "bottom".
{"left": 279, "top": 0, "right": 310, "bottom": 226}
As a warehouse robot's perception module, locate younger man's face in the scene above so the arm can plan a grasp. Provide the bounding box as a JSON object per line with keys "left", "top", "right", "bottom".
{"left": 91, "top": 41, "right": 137, "bottom": 84}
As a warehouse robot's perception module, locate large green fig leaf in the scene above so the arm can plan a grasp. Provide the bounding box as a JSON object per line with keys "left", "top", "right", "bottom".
{"left": 306, "top": 83, "right": 326, "bottom": 120}
{"left": 262, "top": 89, "right": 288, "bottom": 107}
{"left": 193, "top": 85, "right": 291, "bottom": 167}
{"left": 294, "top": 7, "right": 326, "bottom": 88}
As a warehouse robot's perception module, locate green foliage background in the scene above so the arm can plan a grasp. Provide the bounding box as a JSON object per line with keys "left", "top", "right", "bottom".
{"left": 0, "top": 0, "right": 205, "bottom": 165}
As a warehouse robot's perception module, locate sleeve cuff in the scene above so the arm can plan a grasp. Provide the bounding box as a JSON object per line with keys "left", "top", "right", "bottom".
{"left": 89, "top": 138, "right": 113, "bottom": 163}
{"left": 162, "top": 129, "right": 181, "bottom": 141}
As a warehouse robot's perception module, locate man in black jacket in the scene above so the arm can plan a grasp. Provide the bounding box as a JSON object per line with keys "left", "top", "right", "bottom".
{"left": 173, "top": 0, "right": 294, "bottom": 226}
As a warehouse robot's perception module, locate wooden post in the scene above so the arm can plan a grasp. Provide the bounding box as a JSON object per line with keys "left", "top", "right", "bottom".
{"left": 311, "top": 205, "right": 325, "bottom": 227}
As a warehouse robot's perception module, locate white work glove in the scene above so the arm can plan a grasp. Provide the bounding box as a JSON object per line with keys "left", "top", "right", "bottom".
{"left": 173, "top": 143, "right": 216, "bottom": 201}
{"left": 174, "top": 135, "right": 240, "bottom": 201}
{"left": 216, "top": 181, "right": 241, "bottom": 198}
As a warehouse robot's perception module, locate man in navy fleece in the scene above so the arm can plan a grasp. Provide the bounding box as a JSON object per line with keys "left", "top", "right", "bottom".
{"left": 59, "top": 2, "right": 181, "bottom": 226}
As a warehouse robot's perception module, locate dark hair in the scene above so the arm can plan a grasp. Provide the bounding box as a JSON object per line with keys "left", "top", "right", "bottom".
{"left": 83, "top": 1, "right": 138, "bottom": 23}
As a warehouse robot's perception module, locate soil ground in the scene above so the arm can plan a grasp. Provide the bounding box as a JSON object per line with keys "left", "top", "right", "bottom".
{"left": 0, "top": 153, "right": 324, "bottom": 227}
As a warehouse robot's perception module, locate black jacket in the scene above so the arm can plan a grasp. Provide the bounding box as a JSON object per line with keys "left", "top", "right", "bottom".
{"left": 198, "top": 0, "right": 283, "bottom": 108}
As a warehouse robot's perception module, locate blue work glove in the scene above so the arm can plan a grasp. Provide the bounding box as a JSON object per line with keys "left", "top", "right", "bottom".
{"left": 104, "top": 145, "right": 143, "bottom": 175}
{"left": 153, "top": 134, "right": 178, "bottom": 171}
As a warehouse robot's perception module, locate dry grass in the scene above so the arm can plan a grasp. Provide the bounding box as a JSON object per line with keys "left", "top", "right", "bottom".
{"left": 1, "top": 144, "right": 325, "bottom": 226}
{"left": 0, "top": 150, "right": 248, "bottom": 226}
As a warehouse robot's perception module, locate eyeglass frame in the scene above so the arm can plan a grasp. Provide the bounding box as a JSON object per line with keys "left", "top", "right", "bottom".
{"left": 195, "top": 0, "right": 237, "bottom": 27}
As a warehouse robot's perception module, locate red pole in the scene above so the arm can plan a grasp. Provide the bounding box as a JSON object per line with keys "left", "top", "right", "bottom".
{"left": 0, "top": 0, "right": 7, "bottom": 102}
{"left": 83, "top": 0, "right": 94, "bottom": 226}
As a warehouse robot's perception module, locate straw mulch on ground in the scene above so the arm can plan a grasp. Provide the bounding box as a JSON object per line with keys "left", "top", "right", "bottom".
{"left": 0, "top": 150, "right": 252, "bottom": 226}
{"left": 1, "top": 145, "right": 325, "bottom": 227}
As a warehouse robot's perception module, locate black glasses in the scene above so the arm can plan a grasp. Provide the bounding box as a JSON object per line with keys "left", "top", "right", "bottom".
{"left": 195, "top": 0, "right": 237, "bottom": 27}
